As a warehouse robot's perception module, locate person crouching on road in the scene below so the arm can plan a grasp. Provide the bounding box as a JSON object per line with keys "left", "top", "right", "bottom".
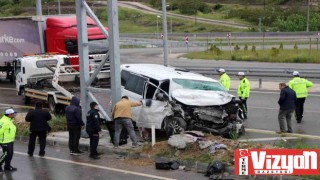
{"left": 277, "top": 83, "right": 296, "bottom": 134}
{"left": 0, "top": 109, "right": 18, "bottom": 172}
{"left": 112, "top": 96, "right": 142, "bottom": 148}
{"left": 289, "top": 71, "right": 313, "bottom": 123}
{"left": 25, "top": 101, "right": 52, "bottom": 157}
{"left": 237, "top": 72, "right": 250, "bottom": 119}
{"left": 218, "top": 68, "right": 230, "bottom": 91}
{"left": 86, "top": 102, "right": 102, "bottom": 159}
{"left": 66, "top": 96, "right": 84, "bottom": 155}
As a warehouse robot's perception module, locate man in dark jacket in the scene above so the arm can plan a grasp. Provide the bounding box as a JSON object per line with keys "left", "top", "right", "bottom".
{"left": 25, "top": 101, "right": 52, "bottom": 157}
{"left": 86, "top": 102, "right": 101, "bottom": 159}
{"left": 277, "top": 83, "right": 296, "bottom": 134}
{"left": 65, "top": 96, "right": 84, "bottom": 155}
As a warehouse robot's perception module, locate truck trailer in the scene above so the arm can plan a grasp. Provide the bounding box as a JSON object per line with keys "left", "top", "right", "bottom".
{"left": 0, "top": 15, "right": 109, "bottom": 81}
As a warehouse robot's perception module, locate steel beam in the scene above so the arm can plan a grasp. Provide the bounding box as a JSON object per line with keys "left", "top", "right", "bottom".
{"left": 76, "top": 0, "right": 90, "bottom": 124}
{"left": 107, "top": 0, "right": 121, "bottom": 106}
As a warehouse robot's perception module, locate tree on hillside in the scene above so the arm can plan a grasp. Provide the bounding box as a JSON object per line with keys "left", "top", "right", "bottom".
{"left": 178, "top": 0, "right": 203, "bottom": 15}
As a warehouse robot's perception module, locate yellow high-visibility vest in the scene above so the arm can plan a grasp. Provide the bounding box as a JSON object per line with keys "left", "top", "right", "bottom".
{"left": 289, "top": 77, "right": 313, "bottom": 98}
{"left": 0, "top": 115, "right": 16, "bottom": 144}
{"left": 237, "top": 77, "right": 250, "bottom": 98}
{"left": 219, "top": 73, "right": 230, "bottom": 91}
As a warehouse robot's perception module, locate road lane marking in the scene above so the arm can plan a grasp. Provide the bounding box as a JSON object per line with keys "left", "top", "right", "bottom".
{"left": 239, "top": 137, "right": 299, "bottom": 142}
{"left": 14, "top": 151, "right": 175, "bottom": 180}
{"left": 248, "top": 106, "right": 320, "bottom": 113}
{"left": 246, "top": 128, "right": 320, "bottom": 140}
{"left": 0, "top": 87, "right": 15, "bottom": 91}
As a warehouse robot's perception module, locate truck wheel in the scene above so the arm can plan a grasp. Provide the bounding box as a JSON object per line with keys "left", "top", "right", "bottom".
{"left": 164, "top": 117, "right": 187, "bottom": 137}
{"left": 48, "top": 97, "right": 56, "bottom": 113}
{"left": 21, "top": 89, "right": 30, "bottom": 104}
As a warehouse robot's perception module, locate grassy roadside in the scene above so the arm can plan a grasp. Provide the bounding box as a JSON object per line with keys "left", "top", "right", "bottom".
{"left": 0, "top": 113, "right": 67, "bottom": 137}
{"left": 96, "top": 7, "right": 247, "bottom": 33}
{"left": 183, "top": 49, "right": 320, "bottom": 63}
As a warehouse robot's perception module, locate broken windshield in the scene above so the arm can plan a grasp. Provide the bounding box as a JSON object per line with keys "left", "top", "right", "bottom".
{"left": 172, "top": 78, "right": 226, "bottom": 91}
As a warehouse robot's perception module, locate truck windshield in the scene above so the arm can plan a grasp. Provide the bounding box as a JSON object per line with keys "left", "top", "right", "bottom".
{"left": 65, "top": 39, "right": 108, "bottom": 54}
{"left": 172, "top": 78, "right": 226, "bottom": 91}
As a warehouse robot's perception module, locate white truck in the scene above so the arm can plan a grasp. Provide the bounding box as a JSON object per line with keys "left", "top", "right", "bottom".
{"left": 14, "top": 54, "right": 109, "bottom": 113}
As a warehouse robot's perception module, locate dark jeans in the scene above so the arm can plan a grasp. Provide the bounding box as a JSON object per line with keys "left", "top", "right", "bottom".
{"left": 295, "top": 98, "right": 306, "bottom": 122}
{"left": 88, "top": 133, "right": 99, "bottom": 156}
{"left": 28, "top": 131, "right": 47, "bottom": 156}
{"left": 68, "top": 126, "right": 81, "bottom": 152}
{"left": 0, "top": 142, "right": 14, "bottom": 168}
{"left": 278, "top": 109, "right": 294, "bottom": 133}
{"left": 240, "top": 98, "right": 248, "bottom": 119}
{"left": 114, "top": 118, "right": 137, "bottom": 147}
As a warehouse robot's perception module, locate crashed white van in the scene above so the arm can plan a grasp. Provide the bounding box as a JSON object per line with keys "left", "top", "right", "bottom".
{"left": 121, "top": 64, "right": 245, "bottom": 137}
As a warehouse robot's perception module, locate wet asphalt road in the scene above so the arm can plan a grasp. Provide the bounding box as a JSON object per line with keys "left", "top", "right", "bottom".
{"left": 3, "top": 141, "right": 206, "bottom": 180}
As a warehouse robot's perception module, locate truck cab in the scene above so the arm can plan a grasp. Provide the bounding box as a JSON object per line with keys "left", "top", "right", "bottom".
{"left": 45, "top": 16, "right": 109, "bottom": 72}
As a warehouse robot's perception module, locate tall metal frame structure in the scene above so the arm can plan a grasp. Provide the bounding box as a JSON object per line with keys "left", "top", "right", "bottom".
{"left": 35, "top": 0, "right": 121, "bottom": 123}
{"left": 76, "top": 0, "right": 121, "bottom": 122}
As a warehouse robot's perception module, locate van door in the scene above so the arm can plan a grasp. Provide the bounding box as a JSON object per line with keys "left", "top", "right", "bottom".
{"left": 121, "top": 72, "right": 148, "bottom": 121}
{"left": 138, "top": 80, "right": 173, "bottom": 129}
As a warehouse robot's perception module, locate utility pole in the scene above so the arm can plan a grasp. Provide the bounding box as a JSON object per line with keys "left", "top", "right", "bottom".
{"left": 58, "top": 0, "right": 61, "bottom": 14}
{"left": 162, "top": 0, "right": 168, "bottom": 66}
{"left": 306, "top": 0, "right": 310, "bottom": 32}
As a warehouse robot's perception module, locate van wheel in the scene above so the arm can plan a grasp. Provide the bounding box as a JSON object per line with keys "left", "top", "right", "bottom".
{"left": 21, "top": 89, "right": 30, "bottom": 104}
{"left": 48, "top": 97, "right": 56, "bottom": 113}
{"left": 164, "top": 117, "right": 187, "bottom": 137}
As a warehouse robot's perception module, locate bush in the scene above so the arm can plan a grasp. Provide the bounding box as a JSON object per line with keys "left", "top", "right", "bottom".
{"left": 271, "top": 47, "right": 280, "bottom": 57}
{"left": 234, "top": 44, "right": 240, "bottom": 51}
{"left": 279, "top": 43, "right": 284, "bottom": 50}
{"left": 150, "top": 0, "right": 162, "bottom": 9}
{"left": 198, "top": 2, "right": 211, "bottom": 14}
{"left": 244, "top": 44, "right": 248, "bottom": 51}
{"left": 251, "top": 45, "right": 256, "bottom": 52}
{"left": 209, "top": 44, "right": 222, "bottom": 56}
{"left": 294, "top": 43, "right": 298, "bottom": 50}
{"left": 213, "top": 4, "right": 223, "bottom": 11}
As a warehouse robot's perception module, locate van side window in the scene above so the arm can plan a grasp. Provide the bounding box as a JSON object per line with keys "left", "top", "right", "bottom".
{"left": 145, "top": 79, "right": 159, "bottom": 99}
{"left": 159, "top": 80, "right": 170, "bottom": 94}
{"left": 121, "top": 70, "right": 130, "bottom": 86}
{"left": 125, "top": 74, "right": 147, "bottom": 95}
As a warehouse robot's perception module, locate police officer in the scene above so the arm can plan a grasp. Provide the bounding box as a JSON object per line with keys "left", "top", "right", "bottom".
{"left": 86, "top": 102, "right": 101, "bottom": 159}
{"left": 0, "top": 109, "right": 18, "bottom": 172}
{"left": 289, "top": 71, "right": 313, "bottom": 123}
{"left": 217, "top": 68, "right": 230, "bottom": 91}
{"left": 237, "top": 72, "right": 250, "bottom": 119}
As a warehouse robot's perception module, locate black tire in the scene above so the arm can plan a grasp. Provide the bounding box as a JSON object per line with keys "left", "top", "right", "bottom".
{"left": 164, "top": 117, "right": 187, "bottom": 137}
{"left": 21, "top": 89, "right": 31, "bottom": 104}
{"left": 48, "top": 97, "right": 56, "bottom": 113}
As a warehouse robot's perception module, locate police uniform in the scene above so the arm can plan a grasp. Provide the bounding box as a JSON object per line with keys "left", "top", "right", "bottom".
{"left": 289, "top": 71, "right": 313, "bottom": 123}
{"left": 219, "top": 73, "right": 231, "bottom": 91}
{"left": 237, "top": 73, "right": 250, "bottom": 119}
{"left": 0, "top": 109, "right": 17, "bottom": 171}
{"left": 86, "top": 108, "right": 101, "bottom": 158}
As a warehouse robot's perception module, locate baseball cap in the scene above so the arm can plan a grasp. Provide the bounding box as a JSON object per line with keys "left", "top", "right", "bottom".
{"left": 5, "top": 109, "right": 17, "bottom": 115}
{"left": 218, "top": 68, "right": 225, "bottom": 73}
{"left": 238, "top": 72, "right": 245, "bottom": 76}
{"left": 292, "top": 71, "right": 299, "bottom": 76}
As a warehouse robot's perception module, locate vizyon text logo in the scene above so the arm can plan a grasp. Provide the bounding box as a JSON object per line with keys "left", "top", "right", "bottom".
{"left": 235, "top": 149, "right": 320, "bottom": 175}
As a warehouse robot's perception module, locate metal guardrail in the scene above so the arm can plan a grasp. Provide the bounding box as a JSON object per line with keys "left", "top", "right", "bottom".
{"left": 179, "top": 66, "right": 320, "bottom": 79}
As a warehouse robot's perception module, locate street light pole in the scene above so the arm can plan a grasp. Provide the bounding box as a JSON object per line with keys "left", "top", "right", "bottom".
{"left": 58, "top": 0, "right": 61, "bottom": 14}
{"left": 306, "top": 0, "right": 310, "bottom": 32}
{"left": 167, "top": 4, "right": 173, "bottom": 34}
{"left": 157, "top": 15, "right": 160, "bottom": 39}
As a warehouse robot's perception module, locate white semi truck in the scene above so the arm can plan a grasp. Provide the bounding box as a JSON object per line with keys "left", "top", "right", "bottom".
{"left": 14, "top": 54, "right": 109, "bottom": 113}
